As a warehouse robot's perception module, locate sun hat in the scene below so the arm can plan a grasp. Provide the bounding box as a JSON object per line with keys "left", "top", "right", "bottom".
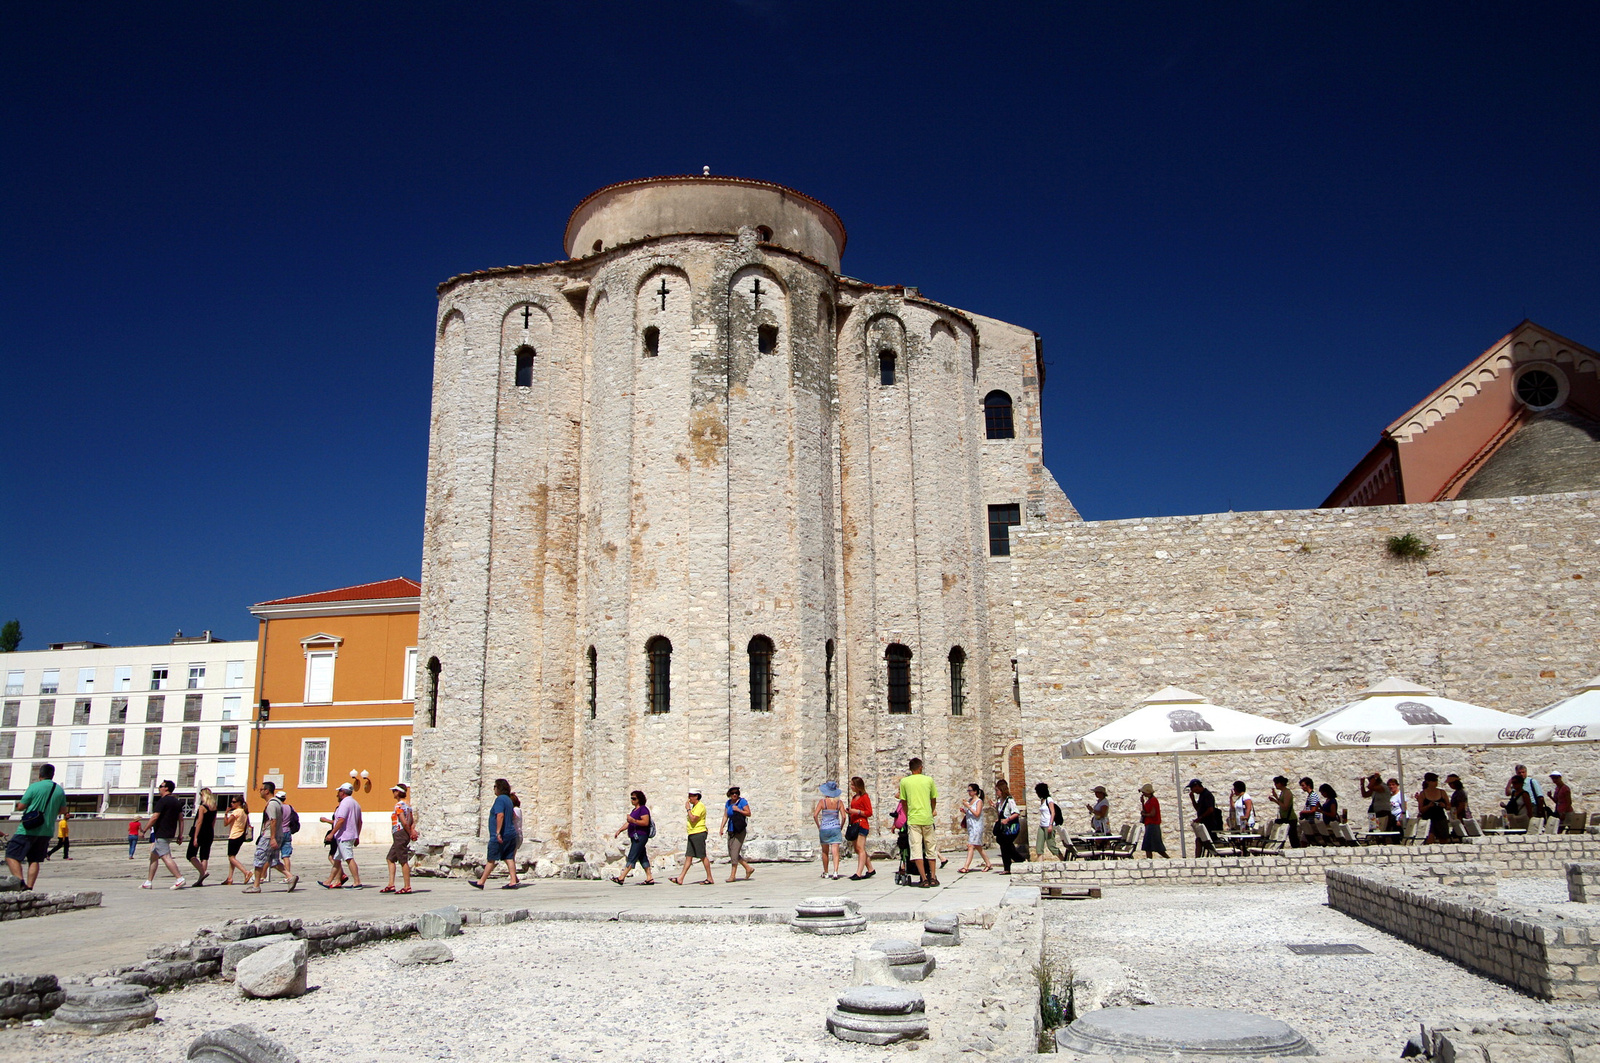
{"left": 687, "top": 785, "right": 702, "bottom": 796}
{"left": 391, "top": 783, "right": 408, "bottom": 795}
{"left": 1139, "top": 783, "right": 1155, "bottom": 796}
{"left": 1092, "top": 786, "right": 1107, "bottom": 795}
{"left": 820, "top": 781, "right": 842, "bottom": 797}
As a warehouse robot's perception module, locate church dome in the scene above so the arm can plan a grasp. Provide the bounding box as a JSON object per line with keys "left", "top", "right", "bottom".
{"left": 564, "top": 175, "right": 847, "bottom": 271}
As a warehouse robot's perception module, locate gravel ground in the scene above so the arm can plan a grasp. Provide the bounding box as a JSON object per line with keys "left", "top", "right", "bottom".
{"left": 1043, "top": 881, "right": 1600, "bottom": 1058}
{"left": 0, "top": 920, "right": 1001, "bottom": 1063}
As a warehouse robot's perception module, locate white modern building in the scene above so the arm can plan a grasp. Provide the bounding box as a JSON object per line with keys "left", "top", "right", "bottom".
{"left": 0, "top": 632, "right": 257, "bottom": 813}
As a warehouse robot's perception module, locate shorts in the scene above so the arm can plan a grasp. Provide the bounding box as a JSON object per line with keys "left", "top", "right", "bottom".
{"left": 387, "top": 834, "right": 412, "bottom": 864}
{"left": 227, "top": 836, "right": 246, "bottom": 857}
{"left": 818, "top": 826, "right": 843, "bottom": 846}
{"left": 846, "top": 823, "right": 867, "bottom": 841}
{"left": 279, "top": 835, "right": 294, "bottom": 859}
{"left": 5, "top": 834, "right": 48, "bottom": 864}
{"left": 186, "top": 836, "right": 214, "bottom": 862}
{"left": 625, "top": 836, "right": 650, "bottom": 869}
{"left": 906, "top": 822, "right": 937, "bottom": 860}
{"left": 487, "top": 832, "right": 519, "bottom": 863}
{"left": 685, "top": 832, "right": 707, "bottom": 860}
{"left": 252, "top": 834, "right": 285, "bottom": 870}
{"left": 151, "top": 837, "right": 174, "bottom": 858}
{"left": 334, "top": 839, "right": 357, "bottom": 862}
{"left": 727, "top": 832, "right": 745, "bottom": 865}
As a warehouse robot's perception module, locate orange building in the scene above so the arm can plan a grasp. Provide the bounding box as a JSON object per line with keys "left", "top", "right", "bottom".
{"left": 248, "top": 578, "right": 419, "bottom": 842}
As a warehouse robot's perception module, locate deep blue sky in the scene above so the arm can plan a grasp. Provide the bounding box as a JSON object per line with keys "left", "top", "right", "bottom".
{"left": 3, "top": 3, "right": 1597, "bottom": 647}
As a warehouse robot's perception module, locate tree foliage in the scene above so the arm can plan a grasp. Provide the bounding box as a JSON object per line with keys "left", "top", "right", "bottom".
{"left": 0, "top": 619, "right": 21, "bottom": 653}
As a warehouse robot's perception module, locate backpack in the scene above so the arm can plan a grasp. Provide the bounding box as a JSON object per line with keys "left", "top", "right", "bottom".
{"left": 891, "top": 799, "right": 908, "bottom": 831}
{"left": 285, "top": 803, "right": 301, "bottom": 834}
{"left": 1051, "top": 798, "right": 1063, "bottom": 826}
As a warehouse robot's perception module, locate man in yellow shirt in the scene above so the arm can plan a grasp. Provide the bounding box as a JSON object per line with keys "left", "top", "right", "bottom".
{"left": 671, "top": 787, "right": 714, "bottom": 886}
{"left": 897, "top": 758, "right": 939, "bottom": 887}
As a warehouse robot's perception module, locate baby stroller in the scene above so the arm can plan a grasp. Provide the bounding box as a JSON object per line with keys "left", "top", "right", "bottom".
{"left": 890, "top": 800, "right": 924, "bottom": 886}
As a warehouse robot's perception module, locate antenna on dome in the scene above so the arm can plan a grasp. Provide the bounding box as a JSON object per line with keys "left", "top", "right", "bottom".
{"left": 703, "top": 166, "right": 711, "bottom": 176}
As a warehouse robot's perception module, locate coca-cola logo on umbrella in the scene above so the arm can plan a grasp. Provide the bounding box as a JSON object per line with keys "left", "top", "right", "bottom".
{"left": 1556, "top": 725, "right": 1589, "bottom": 740}
{"left": 1103, "top": 738, "right": 1138, "bottom": 751}
{"left": 1395, "top": 701, "right": 1450, "bottom": 726}
{"left": 1497, "top": 728, "right": 1536, "bottom": 741}
{"left": 1167, "top": 709, "right": 1213, "bottom": 733}
{"left": 1256, "top": 733, "right": 1293, "bottom": 746}
{"left": 1335, "top": 730, "right": 1372, "bottom": 743}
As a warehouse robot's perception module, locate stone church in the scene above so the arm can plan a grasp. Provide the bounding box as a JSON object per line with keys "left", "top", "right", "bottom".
{"left": 415, "top": 173, "right": 1600, "bottom": 851}
{"left": 415, "top": 175, "right": 1077, "bottom": 847}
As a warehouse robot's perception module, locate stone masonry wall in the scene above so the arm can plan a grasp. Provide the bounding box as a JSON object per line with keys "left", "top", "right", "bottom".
{"left": 0, "top": 888, "right": 101, "bottom": 921}
{"left": 1326, "top": 866, "right": 1600, "bottom": 1000}
{"left": 1009, "top": 492, "right": 1600, "bottom": 828}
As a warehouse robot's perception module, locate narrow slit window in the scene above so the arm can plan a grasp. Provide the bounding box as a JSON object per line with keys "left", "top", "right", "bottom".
{"left": 886, "top": 644, "right": 912, "bottom": 714}
{"left": 426, "top": 656, "right": 441, "bottom": 728}
{"left": 646, "top": 637, "right": 672, "bottom": 714}
{"left": 987, "top": 503, "right": 1021, "bottom": 556}
{"left": 757, "top": 324, "right": 777, "bottom": 355}
{"left": 948, "top": 647, "right": 966, "bottom": 716}
{"left": 984, "top": 391, "right": 1015, "bottom": 439}
{"left": 515, "top": 345, "right": 536, "bottom": 387}
{"left": 642, "top": 326, "right": 659, "bottom": 357}
{"left": 748, "top": 635, "right": 774, "bottom": 712}
{"left": 587, "top": 646, "right": 598, "bottom": 719}
{"left": 824, "top": 639, "right": 835, "bottom": 714}
{"left": 879, "top": 350, "right": 897, "bottom": 386}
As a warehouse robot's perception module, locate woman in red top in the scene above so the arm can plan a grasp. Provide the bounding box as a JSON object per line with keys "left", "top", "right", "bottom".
{"left": 1139, "top": 783, "right": 1169, "bottom": 858}
{"left": 846, "top": 777, "right": 875, "bottom": 880}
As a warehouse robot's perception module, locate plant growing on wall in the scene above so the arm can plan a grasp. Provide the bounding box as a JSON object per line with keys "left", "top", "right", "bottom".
{"left": 1385, "top": 533, "right": 1432, "bottom": 560}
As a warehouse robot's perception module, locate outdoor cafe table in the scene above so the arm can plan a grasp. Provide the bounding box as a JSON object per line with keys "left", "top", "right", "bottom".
{"left": 1360, "top": 831, "right": 1402, "bottom": 846}
{"left": 1071, "top": 834, "right": 1121, "bottom": 857}
{"left": 1218, "top": 833, "right": 1260, "bottom": 856}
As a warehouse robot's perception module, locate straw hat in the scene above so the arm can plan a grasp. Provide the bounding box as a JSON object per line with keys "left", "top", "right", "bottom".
{"left": 1139, "top": 783, "right": 1155, "bottom": 796}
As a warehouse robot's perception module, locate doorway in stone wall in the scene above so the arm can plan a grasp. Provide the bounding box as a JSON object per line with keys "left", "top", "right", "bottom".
{"left": 1006, "top": 743, "right": 1026, "bottom": 814}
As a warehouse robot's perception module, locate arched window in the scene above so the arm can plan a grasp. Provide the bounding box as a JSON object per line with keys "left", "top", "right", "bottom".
{"left": 515, "top": 345, "right": 536, "bottom": 387}
{"left": 824, "top": 639, "right": 835, "bottom": 714}
{"left": 756, "top": 225, "right": 773, "bottom": 242}
{"left": 642, "top": 326, "right": 660, "bottom": 357}
{"left": 879, "top": 350, "right": 897, "bottom": 386}
{"left": 646, "top": 637, "right": 672, "bottom": 714}
{"left": 948, "top": 646, "right": 966, "bottom": 716}
{"left": 426, "top": 656, "right": 441, "bottom": 728}
{"left": 748, "top": 635, "right": 774, "bottom": 712}
{"left": 886, "top": 644, "right": 912, "bottom": 714}
{"left": 983, "top": 390, "right": 1014, "bottom": 439}
{"left": 758, "top": 324, "right": 778, "bottom": 355}
{"left": 587, "top": 646, "right": 597, "bottom": 719}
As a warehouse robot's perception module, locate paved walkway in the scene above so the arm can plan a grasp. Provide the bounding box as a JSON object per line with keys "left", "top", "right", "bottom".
{"left": 2, "top": 845, "right": 1011, "bottom": 977}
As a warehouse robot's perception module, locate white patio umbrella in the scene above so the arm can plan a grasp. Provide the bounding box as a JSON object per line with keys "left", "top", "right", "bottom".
{"left": 1297, "top": 677, "right": 1555, "bottom": 790}
{"left": 1527, "top": 676, "right": 1600, "bottom": 742}
{"left": 1061, "top": 686, "right": 1309, "bottom": 831}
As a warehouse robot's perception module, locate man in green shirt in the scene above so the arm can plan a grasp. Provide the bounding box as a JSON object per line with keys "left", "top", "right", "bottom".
{"left": 897, "top": 758, "right": 939, "bottom": 888}
{"left": 7, "top": 763, "right": 67, "bottom": 889}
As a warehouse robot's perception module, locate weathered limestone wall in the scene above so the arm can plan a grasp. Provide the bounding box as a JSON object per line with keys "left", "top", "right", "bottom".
{"left": 1009, "top": 492, "right": 1600, "bottom": 824}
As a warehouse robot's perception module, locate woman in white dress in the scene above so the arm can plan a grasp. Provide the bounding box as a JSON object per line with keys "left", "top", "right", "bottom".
{"left": 957, "top": 783, "right": 992, "bottom": 873}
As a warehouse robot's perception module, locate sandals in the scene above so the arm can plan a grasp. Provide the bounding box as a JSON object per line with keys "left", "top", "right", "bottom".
{"left": 396, "top": 887, "right": 412, "bottom": 894}
{"left": 241, "top": 885, "right": 261, "bottom": 893}
{"left": 611, "top": 876, "right": 627, "bottom": 885}
{"left": 379, "top": 886, "right": 396, "bottom": 893}
{"left": 697, "top": 879, "right": 714, "bottom": 885}
{"left": 669, "top": 877, "right": 683, "bottom": 885}
{"left": 640, "top": 880, "right": 655, "bottom": 885}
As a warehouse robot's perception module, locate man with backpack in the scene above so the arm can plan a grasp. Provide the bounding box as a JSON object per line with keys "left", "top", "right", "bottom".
{"left": 6, "top": 762, "right": 66, "bottom": 889}
{"left": 244, "top": 780, "right": 298, "bottom": 893}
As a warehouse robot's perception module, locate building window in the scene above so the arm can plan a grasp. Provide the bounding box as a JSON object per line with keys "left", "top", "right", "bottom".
{"left": 139, "top": 759, "right": 158, "bottom": 787}
{"left": 36, "top": 700, "right": 55, "bottom": 727}
{"left": 65, "top": 762, "right": 85, "bottom": 788}
{"left": 73, "top": 699, "right": 91, "bottom": 725}
{"left": 103, "top": 760, "right": 122, "bottom": 788}
{"left": 41, "top": 669, "right": 60, "bottom": 695}
{"left": 426, "top": 656, "right": 441, "bottom": 728}
{"left": 77, "top": 667, "right": 95, "bottom": 693}
{"left": 69, "top": 730, "right": 88, "bottom": 756}
{"left": 225, "top": 660, "right": 247, "bottom": 688}
{"left": 183, "top": 694, "right": 202, "bottom": 722}
{"left": 748, "top": 636, "right": 774, "bottom": 712}
{"left": 180, "top": 727, "right": 199, "bottom": 755}
{"left": 305, "top": 652, "right": 336, "bottom": 704}
{"left": 28, "top": 762, "right": 45, "bottom": 783}
{"left": 222, "top": 695, "right": 240, "bottom": 720}
{"left": 219, "top": 726, "right": 239, "bottom": 754}
{"left": 642, "top": 326, "right": 660, "bottom": 357}
{"left": 886, "top": 644, "right": 912, "bottom": 714}
{"left": 1, "top": 701, "right": 16, "bottom": 727}
{"left": 105, "top": 728, "right": 124, "bottom": 756}
{"left": 33, "top": 731, "right": 51, "bottom": 757}
{"left": 984, "top": 390, "right": 1015, "bottom": 439}
{"left": 824, "top": 639, "right": 835, "bottom": 714}
{"left": 514, "top": 345, "right": 536, "bottom": 387}
{"left": 215, "top": 759, "right": 236, "bottom": 787}
{"left": 4, "top": 671, "right": 21, "bottom": 696}
{"left": 949, "top": 646, "right": 967, "bottom": 716}
{"left": 987, "top": 503, "right": 1021, "bottom": 556}
{"left": 587, "top": 646, "right": 597, "bottom": 719}
{"left": 398, "top": 736, "right": 413, "bottom": 786}
{"left": 0, "top": 732, "right": 13, "bottom": 758}
{"left": 300, "top": 738, "right": 329, "bottom": 788}
{"left": 146, "top": 695, "right": 165, "bottom": 723}
{"left": 178, "top": 759, "right": 197, "bottom": 787}
{"left": 150, "top": 666, "right": 168, "bottom": 691}
{"left": 758, "top": 324, "right": 778, "bottom": 355}
{"left": 403, "top": 647, "right": 419, "bottom": 702}
{"left": 114, "top": 665, "right": 132, "bottom": 691}
{"left": 756, "top": 225, "right": 773, "bottom": 242}
{"left": 646, "top": 636, "right": 672, "bottom": 714}
{"left": 188, "top": 664, "right": 205, "bottom": 689}
{"left": 142, "top": 729, "right": 161, "bottom": 755}
{"left": 1515, "top": 366, "right": 1563, "bottom": 409}
{"left": 111, "top": 697, "right": 128, "bottom": 722}
{"left": 879, "top": 351, "right": 896, "bottom": 386}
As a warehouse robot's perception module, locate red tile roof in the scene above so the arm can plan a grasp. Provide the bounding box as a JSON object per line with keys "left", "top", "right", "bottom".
{"left": 255, "top": 577, "right": 420, "bottom": 607}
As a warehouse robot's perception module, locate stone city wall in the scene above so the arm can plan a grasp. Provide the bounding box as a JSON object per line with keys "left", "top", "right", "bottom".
{"left": 1326, "top": 866, "right": 1600, "bottom": 1000}
{"left": 1014, "top": 835, "right": 1600, "bottom": 887}
{"left": 1008, "top": 491, "right": 1600, "bottom": 823}
{"left": 0, "top": 888, "right": 101, "bottom": 921}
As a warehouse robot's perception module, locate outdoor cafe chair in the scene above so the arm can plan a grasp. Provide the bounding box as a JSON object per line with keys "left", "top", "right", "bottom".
{"left": 1563, "top": 813, "right": 1588, "bottom": 834}
{"left": 1191, "top": 821, "right": 1220, "bottom": 857}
